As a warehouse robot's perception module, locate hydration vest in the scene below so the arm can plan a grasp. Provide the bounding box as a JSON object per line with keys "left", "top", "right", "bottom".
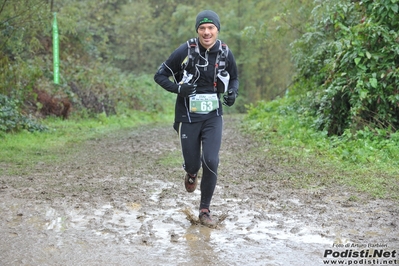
{"left": 176, "top": 38, "right": 229, "bottom": 92}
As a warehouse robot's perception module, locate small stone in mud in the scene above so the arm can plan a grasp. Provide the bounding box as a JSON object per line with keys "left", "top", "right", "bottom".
{"left": 141, "top": 237, "right": 150, "bottom": 245}
{"left": 170, "top": 232, "right": 179, "bottom": 242}
{"left": 290, "top": 227, "right": 301, "bottom": 234}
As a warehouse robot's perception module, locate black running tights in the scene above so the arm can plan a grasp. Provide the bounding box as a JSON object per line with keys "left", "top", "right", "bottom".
{"left": 175, "top": 116, "right": 223, "bottom": 211}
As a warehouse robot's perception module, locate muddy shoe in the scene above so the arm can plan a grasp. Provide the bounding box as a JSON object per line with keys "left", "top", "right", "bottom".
{"left": 184, "top": 173, "right": 198, "bottom": 192}
{"left": 199, "top": 210, "right": 217, "bottom": 228}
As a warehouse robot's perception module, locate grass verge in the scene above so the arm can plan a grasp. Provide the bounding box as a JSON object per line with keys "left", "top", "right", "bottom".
{"left": 0, "top": 110, "right": 173, "bottom": 175}
{"left": 244, "top": 98, "right": 399, "bottom": 200}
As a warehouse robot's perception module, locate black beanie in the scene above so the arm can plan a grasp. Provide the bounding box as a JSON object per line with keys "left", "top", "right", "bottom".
{"left": 195, "top": 10, "right": 220, "bottom": 32}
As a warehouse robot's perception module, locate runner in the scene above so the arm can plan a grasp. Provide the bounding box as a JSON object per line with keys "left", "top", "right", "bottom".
{"left": 154, "top": 10, "right": 239, "bottom": 227}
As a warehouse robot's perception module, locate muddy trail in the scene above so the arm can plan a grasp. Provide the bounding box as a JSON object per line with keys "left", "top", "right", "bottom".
{"left": 0, "top": 115, "right": 398, "bottom": 266}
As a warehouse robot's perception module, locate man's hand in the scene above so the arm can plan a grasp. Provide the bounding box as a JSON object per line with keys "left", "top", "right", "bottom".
{"left": 177, "top": 83, "right": 197, "bottom": 97}
{"left": 223, "top": 90, "right": 236, "bottom": 106}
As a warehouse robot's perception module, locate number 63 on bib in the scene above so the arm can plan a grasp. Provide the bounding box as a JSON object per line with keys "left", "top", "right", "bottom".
{"left": 189, "top": 94, "right": 219, "bottom": 114}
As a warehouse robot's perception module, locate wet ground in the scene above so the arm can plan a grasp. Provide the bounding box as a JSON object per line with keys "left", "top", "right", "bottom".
{"left": 0, "top": 115, "right": 398, "bottom": 265}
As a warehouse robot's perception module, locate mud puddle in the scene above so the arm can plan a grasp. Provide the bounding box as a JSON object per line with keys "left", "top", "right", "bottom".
{"left": 0, "top": 185, "right": 330, "bottom": 266}
{"left": 1, "top": 115, "right": 398, "bottom": 265}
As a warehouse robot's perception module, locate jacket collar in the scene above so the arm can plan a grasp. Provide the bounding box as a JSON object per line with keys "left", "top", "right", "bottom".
{"left": 198, "top": 38, "right": 220, "bottom": 53}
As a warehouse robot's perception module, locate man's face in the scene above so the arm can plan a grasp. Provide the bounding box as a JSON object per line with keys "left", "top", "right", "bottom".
{"left": 197, "top": 23, "right": 218, "bottom": 49}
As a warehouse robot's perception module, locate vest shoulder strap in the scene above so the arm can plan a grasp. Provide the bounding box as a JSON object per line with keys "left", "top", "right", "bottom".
{"left": 182, "top": 39, "right": 229, "bottom": 88}
{"left": 184, "top": 38, "right": 228, "bottom": 69}
{"left": 218, "top": 41, "right": 229, "bottom": 70}
{"left": 187, "top": 38, "right": 199, "bottom": 67}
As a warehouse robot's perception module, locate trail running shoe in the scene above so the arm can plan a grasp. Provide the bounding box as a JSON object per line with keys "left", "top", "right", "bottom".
{"left": 199, "top": 210, "right": 217, "bottom": 228}
{"left": 184, "top": 173, "right": 198, "bottom": 192}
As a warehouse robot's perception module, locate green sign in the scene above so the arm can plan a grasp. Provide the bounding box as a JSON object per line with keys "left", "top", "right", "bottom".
{"left": 53, "top": 12, "right": 59, "bottom": 84}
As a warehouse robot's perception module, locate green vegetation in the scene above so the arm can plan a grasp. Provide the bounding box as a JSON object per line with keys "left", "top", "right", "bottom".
{"left": 0, "top": 0, "right": 312, "bottom": 132}
{"left": 243, "top": 0, "right": 399, "bottom": 199}
{"left": 291, "top": 0, "right": 399, "bottom": 136}
{"left": 246, "top": 97, "right": 399, "bottom": 199}
{"left": 0, "top": 94, "right": 48, "bottom": 133}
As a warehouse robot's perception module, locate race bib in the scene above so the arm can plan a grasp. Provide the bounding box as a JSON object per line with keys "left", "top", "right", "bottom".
{"left": 189, "top": 93, "right": 219, "bottom": 114}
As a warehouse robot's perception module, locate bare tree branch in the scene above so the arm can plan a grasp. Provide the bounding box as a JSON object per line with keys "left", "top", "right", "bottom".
{"left": 0, "top": 0, "right": 8, "bottom": 16}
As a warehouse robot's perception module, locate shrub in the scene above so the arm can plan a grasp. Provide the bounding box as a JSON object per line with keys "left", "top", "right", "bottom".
{"left": 291, "top": 0, "right": 399, "bottom": 136}
{"left": 0, "top": 94, "right": 47, "bottom": 133}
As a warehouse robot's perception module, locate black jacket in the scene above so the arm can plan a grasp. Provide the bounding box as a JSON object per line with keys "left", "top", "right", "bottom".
{"left": 154, "top": 38, "right": 239, "bottom": 123}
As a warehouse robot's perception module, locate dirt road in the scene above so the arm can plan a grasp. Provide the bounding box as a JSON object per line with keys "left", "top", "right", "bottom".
{"left": 0, "top": 115, "right": 398, "bottom": 265}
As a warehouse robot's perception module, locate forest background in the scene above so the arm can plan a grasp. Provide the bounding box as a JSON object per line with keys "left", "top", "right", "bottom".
{"left": 1, "top": 0, "right": 399, "bottom": 198}
{"left": 0, "top": 0, "right": 309, "bottom": 125}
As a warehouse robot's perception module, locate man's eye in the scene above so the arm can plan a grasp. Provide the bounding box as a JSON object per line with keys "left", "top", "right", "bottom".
{"left": 199, "top": 26, "right": 214, "bottom": 31}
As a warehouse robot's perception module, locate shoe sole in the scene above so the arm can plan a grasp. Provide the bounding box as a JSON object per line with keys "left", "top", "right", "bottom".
{"left": 184, "top": 174, "right": 198, "bottom": 192}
